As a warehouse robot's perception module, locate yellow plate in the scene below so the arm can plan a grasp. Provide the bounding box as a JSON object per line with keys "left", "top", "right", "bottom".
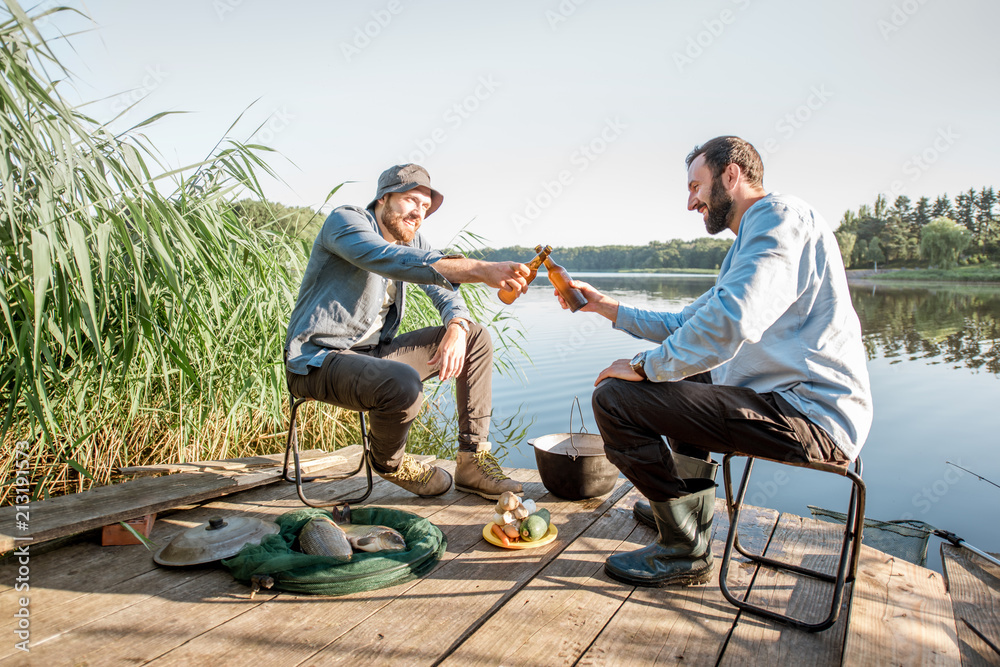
{"left": 483, "top": 522, "right": 558, "bottom": 549}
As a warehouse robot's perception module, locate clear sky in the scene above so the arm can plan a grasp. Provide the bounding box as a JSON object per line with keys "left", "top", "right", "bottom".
{"left": 39, "top": 0, "right": 1000, "bottom": 250}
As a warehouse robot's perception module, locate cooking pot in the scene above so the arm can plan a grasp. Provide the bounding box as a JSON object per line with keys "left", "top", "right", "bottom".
{"left": 529, "top": 398, "right": 619, "bottom": 500}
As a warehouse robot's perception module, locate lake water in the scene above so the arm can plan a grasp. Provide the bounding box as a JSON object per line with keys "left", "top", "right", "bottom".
{"left": 482, "top": 273, "right": 1000, "bottom": 572}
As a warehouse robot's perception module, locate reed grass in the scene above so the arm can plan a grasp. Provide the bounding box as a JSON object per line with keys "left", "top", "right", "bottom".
{"left": 0, "top": 2, "right": 521, "bottom": 503}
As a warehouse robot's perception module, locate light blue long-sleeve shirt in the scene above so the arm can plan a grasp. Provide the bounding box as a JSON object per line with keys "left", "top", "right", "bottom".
{"left": 285, "top": 205, "right": 470, "bottom": 375}
{"left": 616, "top": 193, "right": 872, "bottom": 460}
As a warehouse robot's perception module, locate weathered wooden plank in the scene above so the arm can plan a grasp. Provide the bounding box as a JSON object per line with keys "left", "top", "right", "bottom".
{"left": 842, "top": 544, "right": 960, "bottom": 665}
{"left": 719, "top": 513, "right": 852, "bottom": 667}
{"left": 294, "top": 477, "right": 632, "bottom": 666}
{"left": 0, "top": 447, "right": 359, "bottom": 552}
{"left": 0, "top": 449, "right": 397, "bottom": 661}
{"left": 0, "top": 568, "right": 281, "bottom": 667}
{"left": 145, "top": 466, "right": 534, "bottom": 667}
{"left": 941, "top": 543, "right": 1000, "bottom": 666}
{"left": 439, "top": 486, "right": 644, "bottom": 667}
{"left": 576, "top": 498, "right": 779, "bottom": 666}
{"left": 116, "top": 448, "right": 345, "bottom": 475}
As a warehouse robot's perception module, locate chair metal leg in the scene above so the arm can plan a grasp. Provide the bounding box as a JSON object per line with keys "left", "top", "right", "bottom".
{"left": 718, "top": 453, "right": 866, "bottom": 632}
{"left": 281, "top": 395, "right": 374, "bottom": 508}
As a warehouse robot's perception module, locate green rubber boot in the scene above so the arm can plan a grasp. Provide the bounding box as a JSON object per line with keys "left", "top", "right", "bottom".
{"left": 633, "top": 453, "right": 718, "bottom": 529}
{"left": 606, "top": 478, "right": 717, "bottom": 587}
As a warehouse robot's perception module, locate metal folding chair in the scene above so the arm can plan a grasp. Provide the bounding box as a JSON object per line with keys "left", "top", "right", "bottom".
{"left": 718, "top": 453, "right": 866, "bottom": 632}
{"left": 281, "top": 394, "right": 374, "bottom": 508}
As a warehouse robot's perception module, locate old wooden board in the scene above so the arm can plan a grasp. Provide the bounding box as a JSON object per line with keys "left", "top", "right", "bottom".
{"left": 144, "top": 463, "right": 525, "bottom": 667}
{"left": 294, "top": 477, "right": 632, "bottom": 666}
{"left": 437, "top": 486, "right": 644, "bottom": 667}
{"left": 719, "top": 513, "right": 852, "bottom": 667}
{"left": 0, "top": 448, "right": 400, "bottom": 661}
{"left": 576, "top": 498, "right": 780, "bottom": 666}
{"left": 116, "top": 449, "right": 340, "bottom": 475}
{"left": 841, "top": 545, "right": 960, "bottom": 666}
{"left": 941, "top": 543, "right": 1000, "bottom": 666}
{"left": 1, "top": 567, "right": 282, "bottom": 666}
{"left": 0, "top": 447, "right": 357, "bottom": 552}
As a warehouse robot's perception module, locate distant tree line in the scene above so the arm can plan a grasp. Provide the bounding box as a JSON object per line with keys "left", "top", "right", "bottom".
{"left": 234, "top": 186, "right": 999, "bottom": 273}
{"left": 233, "top": 199, "right": 325, "bottom": 240}
{"left": 472, "top": 238, "right": 733, "bottom": 271}
{"left": 834, "top": 187, "right": 999, "bottom": 269}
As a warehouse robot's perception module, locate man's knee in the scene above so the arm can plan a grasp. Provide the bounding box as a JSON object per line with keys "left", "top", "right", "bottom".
{"left": 375, "top": 364, "right": 424, "bottom": 416}
{"left": 467, "top": 321, "right": 493, "bottom": 355}
{"left": 592, "top": 378, "right": 629, "bottom": 421}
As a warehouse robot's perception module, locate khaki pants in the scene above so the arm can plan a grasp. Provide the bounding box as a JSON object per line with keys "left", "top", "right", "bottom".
{"left": 286, "top": 323, "right": 493, "bottom": 472}
{"left": 592, "top": 372, "right": 848, "bottom": 501}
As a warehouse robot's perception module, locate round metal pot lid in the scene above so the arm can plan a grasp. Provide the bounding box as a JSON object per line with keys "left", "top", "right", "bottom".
{"left": 154, "top": 516, "right": 279, "bottom": 567}
{"left": 529, "top": 433, "right": 606, "bottom": 458}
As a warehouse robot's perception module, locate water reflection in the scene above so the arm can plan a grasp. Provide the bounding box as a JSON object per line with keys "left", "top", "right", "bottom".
{"left": 851, "top": 282, "right": 1000, "bottom": 375}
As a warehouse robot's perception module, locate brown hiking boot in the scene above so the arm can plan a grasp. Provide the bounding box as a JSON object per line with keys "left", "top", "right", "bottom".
{"left": 454, "top": 444, "right": 523, "bottom": 500}
{"left": 376, "top": 455, "right": 452, "bottom": 497}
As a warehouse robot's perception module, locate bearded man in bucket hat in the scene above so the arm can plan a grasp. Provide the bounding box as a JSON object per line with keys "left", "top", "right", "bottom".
{"left": 285, "top": 164, "right": 530, "bottom": 499}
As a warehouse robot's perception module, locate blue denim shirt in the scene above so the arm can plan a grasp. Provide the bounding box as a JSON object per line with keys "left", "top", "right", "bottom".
{"left": 285, "top": 205, "right": 471, "bottom": 375}
{"left": 616, "top": 193, "right": 873, "bottom": 460}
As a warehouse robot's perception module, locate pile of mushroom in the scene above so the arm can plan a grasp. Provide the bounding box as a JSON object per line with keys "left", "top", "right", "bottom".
{"left": 490, "top": 490, "right": 537, "bottom": 540}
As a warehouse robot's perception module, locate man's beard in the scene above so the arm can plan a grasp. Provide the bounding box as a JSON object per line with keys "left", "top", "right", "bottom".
{"left": 380, "top": 207, "right": 420, "bottom": 243}
{"left": 704, "top": 176, "right": 734, "bottom": 235}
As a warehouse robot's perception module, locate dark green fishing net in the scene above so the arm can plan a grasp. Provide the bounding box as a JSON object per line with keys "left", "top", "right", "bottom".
{"left": 223, "top": 506, "right": 447, "bottom": 596}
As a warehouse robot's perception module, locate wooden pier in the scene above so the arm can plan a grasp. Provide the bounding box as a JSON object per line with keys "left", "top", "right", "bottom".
{"left": 0, "top": 447, "right": 978, "bottom": 665}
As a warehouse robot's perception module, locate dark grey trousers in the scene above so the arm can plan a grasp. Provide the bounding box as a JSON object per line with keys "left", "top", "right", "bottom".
{"left": 592, "top": 372, "right": 848, "bottom": 502}
{"left": 286, "top": 323, "right": 493, "bottom": 472}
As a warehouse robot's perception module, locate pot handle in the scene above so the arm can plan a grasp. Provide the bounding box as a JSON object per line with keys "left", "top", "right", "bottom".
{"left": 568, "top": 395, "right": 588, "bottom": 460}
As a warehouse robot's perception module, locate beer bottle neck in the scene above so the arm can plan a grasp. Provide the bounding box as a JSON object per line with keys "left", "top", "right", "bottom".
{"left": 527, "top": 251, "right": 550, "bottom": 270}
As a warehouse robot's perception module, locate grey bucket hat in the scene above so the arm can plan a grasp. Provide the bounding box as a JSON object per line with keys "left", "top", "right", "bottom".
{"left": 367, "top": 164, "right": 444, "bottom": 216}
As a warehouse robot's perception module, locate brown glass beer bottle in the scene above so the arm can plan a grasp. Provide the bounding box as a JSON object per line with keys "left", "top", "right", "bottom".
{"left": 498, "top": 244, "right": 552, "bottom": 305}
{"left": 543, "top": 254, "right": 588, "bottom": 312}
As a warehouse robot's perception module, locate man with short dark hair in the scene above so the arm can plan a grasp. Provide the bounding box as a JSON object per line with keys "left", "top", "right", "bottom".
{"left": 559, "top": 136, "right": 873, "bottom": 587}
{"left": 285, "top": 164, "right": 530, "bottom": 500}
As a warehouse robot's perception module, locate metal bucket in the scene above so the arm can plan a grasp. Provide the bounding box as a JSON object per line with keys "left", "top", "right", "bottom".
{"left": 529, "top": 398, "right": 619, "bottom": 500}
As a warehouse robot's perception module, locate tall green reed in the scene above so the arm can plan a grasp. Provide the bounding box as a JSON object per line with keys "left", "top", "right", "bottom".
{"left": 0, "top": 2, "right": 528, "bottom": 502}
{"left": 0, "top": 2, "right": 324, "bottom": 500}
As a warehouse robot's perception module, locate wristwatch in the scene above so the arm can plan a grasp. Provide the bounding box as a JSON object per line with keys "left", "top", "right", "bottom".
{"left": 629, "top": 352, "right": 648, "bottom": 380}
{"left": 449, "top": 319, "right": 471, "bottom": 334}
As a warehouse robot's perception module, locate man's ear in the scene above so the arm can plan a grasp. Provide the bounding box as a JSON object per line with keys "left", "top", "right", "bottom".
{"left": 722, "top": 163, "right": 742, "bottom": 190}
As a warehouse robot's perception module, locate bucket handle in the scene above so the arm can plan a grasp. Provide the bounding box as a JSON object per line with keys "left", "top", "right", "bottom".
{"left": 568, "top": 395, "right": 588, "bottom": 461}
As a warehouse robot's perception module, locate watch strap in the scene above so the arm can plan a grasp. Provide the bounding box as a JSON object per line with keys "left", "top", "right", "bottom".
{"left": 630, "top": 353, "right": 648, "bottom": 380}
